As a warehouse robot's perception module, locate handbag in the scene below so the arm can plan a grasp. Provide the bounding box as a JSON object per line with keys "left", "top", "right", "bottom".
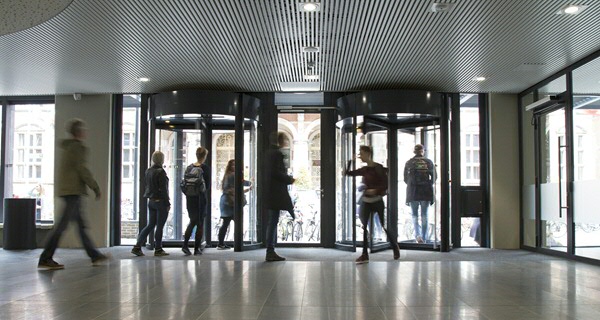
{"left": 224, "top": 189, "right": 247, "bottom": 207}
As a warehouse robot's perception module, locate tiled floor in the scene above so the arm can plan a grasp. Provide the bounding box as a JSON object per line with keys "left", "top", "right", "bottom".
{"left": 2, "top": 247, "right": 600, "bottom": 319}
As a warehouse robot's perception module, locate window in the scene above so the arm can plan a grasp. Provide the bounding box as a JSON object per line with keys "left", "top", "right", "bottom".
{"left": 460, "top": 94, "right": 481, "bottom": 186}
{"left": 4, "top": 103, "right": 55, "bottom": 222}
{"left": 120, "top": 96, "right": 141, "bottom": 244}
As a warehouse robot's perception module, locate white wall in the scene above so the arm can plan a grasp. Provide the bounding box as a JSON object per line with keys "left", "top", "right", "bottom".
{"left": 53, "top": 94, "right": 112, "bottom": 248}
{"left": 488, "top": 93, "right": 520, "bottom": 249}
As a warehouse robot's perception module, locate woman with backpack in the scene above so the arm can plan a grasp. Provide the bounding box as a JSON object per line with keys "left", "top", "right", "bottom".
{"left": 181, "top": 147, "right": 210, "bottom": 256}
{"left": 216, "top": 159, "right": 252, "bottom": 250}
{"left": 345, "top": 145, "right": 400, "bottom": 263}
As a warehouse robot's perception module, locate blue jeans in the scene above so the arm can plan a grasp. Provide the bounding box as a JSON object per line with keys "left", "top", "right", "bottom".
{"left": 265, "top": 209, "right": 280, "bottom": 253}
{"left": 40, "top": 195, "right": 101, "bottom": 262}
{"left": 410, "top": 201, "right": 430, "bottom": 241}
{"left": 136, "top": 199, "right": 169, "bottom": 250}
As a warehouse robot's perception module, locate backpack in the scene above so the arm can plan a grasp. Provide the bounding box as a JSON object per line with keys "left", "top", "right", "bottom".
{"left": 411, "top": 157, "right": 431, "bottom": 185}
{"left": 180, "top": 165, "right": 206, "bottom": 196}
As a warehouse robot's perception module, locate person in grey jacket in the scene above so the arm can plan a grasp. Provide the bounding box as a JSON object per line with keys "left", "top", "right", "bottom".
{"left": 38, "top": 119, "right": 107, "bottom": 270}
{"left": 131, "top": 151, "right": 171, "bottom": 257}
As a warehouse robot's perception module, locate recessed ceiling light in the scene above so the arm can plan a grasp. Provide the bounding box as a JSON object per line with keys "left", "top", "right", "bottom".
{"left": 302, "top": 46, "right": 320, "bottom": 53}
{"left": 298, "top": 2, "right": 320, "bottom": 12}
{"left": 473, "top": 76, "right": 486, "bottom": 82}
{"left": 137, "top": 77, "right": 150, "bottom": 82}
{"left": 556, "top": 4, "right": 588, "bottom": 15}
{"left": 304, "top": 74, "right": 320, "bottom": 80}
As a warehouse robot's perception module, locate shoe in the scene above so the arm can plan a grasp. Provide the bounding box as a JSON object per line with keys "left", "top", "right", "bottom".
{"left": 131, "top": 247, "right": 144, "bottom": 256}
{"left": 193, "top": 249, "right": 202, "bottom": 256}
{"left": 38, "top": 259, "right": 64, "bottom": 270}
{"left": 92, "top": 254, "right": 111, "bottom": 265}
{"left": 265, "top": 252, "right": 286, "bottom": 262}
{"left": 217, "top": 245, "right": 231, "bottom": 250}
{"left": 355, "top": 254, "right": 369, "bottom": 264}
{"left": 154, "top": 249, "right": 169, "bottom": 256}
{"left": 393, "top": 243, "right": 400, "bottom": 260}
{"left": 182, "top": 247, "right": 192, "bottom": 256}
{"left": 416, "top": 236, "right": 424, "bottom": 244}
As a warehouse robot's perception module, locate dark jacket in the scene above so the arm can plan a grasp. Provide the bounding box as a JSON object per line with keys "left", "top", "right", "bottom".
{"left": 56, "top": 139, "right": 100, "bottom": 197}
{"left": 404, "top": 156, "right": 436, "bottom": 203}
{"left": 143, "top": 164, "right": 170, "bottom": 204}
{"left": 346, "top": 163, "right": 388, "bottom": 199}
{"left": 264, "top": 145, "right": 294, "bottom": 212}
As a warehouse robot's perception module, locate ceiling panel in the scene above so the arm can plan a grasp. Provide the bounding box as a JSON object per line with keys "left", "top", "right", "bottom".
{"left": 1, "top": 0, "right": 600, "bottom": 95}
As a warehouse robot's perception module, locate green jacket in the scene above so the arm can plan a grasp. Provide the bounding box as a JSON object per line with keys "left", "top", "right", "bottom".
{"left": 56, "top": 139, "right": 100, "bottom": 197}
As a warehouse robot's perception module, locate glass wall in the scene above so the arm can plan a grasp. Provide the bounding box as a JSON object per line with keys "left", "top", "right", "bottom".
{"left": 120, "top": 95, "right": 141, "bottom": 244}
{"left": 572, "top": 56, "right": 600, "bottom": 260}
{"left": 3, "top": 103, "right": 55, "bottom": 223}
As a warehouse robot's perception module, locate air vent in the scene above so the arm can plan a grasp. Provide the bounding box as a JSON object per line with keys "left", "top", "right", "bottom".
{"left": 430, "top": 3, "right": 456, "bottom": 13}
{"left": 514, "top": 62, "right": 546, "bottom": 71}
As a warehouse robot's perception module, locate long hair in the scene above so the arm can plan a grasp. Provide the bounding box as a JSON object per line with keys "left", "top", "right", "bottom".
{"left": 221, "top": 159, "right": 235, "bottom": 190}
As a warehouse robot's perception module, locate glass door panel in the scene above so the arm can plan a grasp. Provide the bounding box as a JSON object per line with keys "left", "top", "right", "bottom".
{"left": 424, "top": 125, "right": 441, "bottom": 247}
{"left": 336, "top": 118, "right": 355, "bottom": 247}
{"left": 277, "top": 113, "right": 321, "bottom": 244}
{"left": 539, "top": 108, "right": 568, "bottom": 252}
{"left": 397, "top": 130, "right": 417, "bottom": 243}
{"left": 572, "top": 101, "right": 600, "bottom": 259}
{"left": 364, "top": 130, "right": 388, "bottom": 248}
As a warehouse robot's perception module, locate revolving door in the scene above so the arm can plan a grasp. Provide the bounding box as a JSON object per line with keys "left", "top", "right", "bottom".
{"left": 146, "top": 90, "right": 261, "bottom": 251}
{"left": 335, "top": 90, "right": 449, "bottom": 252}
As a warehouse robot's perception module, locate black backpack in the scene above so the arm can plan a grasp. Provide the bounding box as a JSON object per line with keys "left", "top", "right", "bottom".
{"left": 180, "top": 165, "right": 206, "bottom": 196}
{"left": 411, "top": 157, "right": 431, "bottom": 185}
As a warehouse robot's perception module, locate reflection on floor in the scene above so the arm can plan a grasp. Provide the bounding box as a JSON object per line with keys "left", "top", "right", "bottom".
{"left": 1, "top": 247, "right": 600, "bottom": 319}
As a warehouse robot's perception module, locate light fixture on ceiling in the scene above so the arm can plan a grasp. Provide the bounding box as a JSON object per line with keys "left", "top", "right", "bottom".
{"left": 302, "top": 46, "right": 320, "bottom": 53}
{"left": 280, "top": 81, "right": 321, "bottom": 91}
{"left": 556, "top": 4, "right": 588, "bottom": 15}
{"left": 137, "top": 77, "right": 150, "bottom": 82}
{"left": 298, "top": 2, "right": 320, "bottom": 12}
{"left": 304, "top": 74, "right": 320, "bottom": 80}
{"left": 472, "top": 76, "right": 486, "bottom": 82}
{"left": 430, "top": 2, "right": 456, "bottom": 13}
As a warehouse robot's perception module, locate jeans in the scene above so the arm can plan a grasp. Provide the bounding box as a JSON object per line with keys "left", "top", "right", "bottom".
{"left": 265, "top": 209, "right": 280, "bottom": 253}
{"left": 218, "top": 217, "right": 233, "bottom": 245}
{"left": 136, "top": 199, "right": 169, "bottom": 250}
{"left": 184, "top": 195, "right": 206, "bottom": 248}
{"left": 358, "top": 200, "right": 398, "bottom": 255}
{"left": 40, "top": 195, "right": 101, "bottom": 262}
{"left": 410, "top": 201, "right": 430, "bottom": 240}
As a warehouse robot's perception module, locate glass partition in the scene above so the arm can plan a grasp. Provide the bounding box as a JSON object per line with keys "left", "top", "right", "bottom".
{"left": 572, "top": 57, "right": 600, "bottom": 259}
{"left": 335, "top": 117, "right": 355, "bottom": 247}
{"left": 521, "top": 92, "right": 536, "bottom": 247}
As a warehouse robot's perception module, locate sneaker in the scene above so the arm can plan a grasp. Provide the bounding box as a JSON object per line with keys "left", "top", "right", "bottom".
{"left": 216, "top": 245, "right": 231, "bottom": 250}
{"left": 193, "top": 249, "right": 202, "bottom": 256}
{"left": 416, "top": 236, "right": 424, "bottom": 244}
{"left": 92, "top": 254, "right": 111, "bottom": 265}
{"left": 265, "top": 252, "right": 286, "bottom": 262}
{"left": 355, "top": 254, "right": 369, "bottom": 264}
{"left": 182, "top": 247, "right": 192, "bottom": 256}
{"left": 38, "top": 259, "right": 64, "bottom": 270}
{"left": 393, "top": 244, "right": 400, "bottom": 260}
{"left": 131, "top": 247, "right": 144, "bottom": 256}
{"left": 154, "top": 249, "right": 169, "bottom": 256}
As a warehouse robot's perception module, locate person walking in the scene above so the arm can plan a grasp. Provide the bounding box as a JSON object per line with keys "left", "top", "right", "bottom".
{"left": 264, "top": 132, "right": 295, "bottom": 261}
{"left": 217, "top": 159, "right": 252, "bottom": 250}
{"left": 131, "top": 151, "right": 171, "bottom": 257}
{"left": 181, "top": 147, "right": 209, "bottom": 256}
{"left": 346, "top": 145, "right": 400, "bottom": 263}
{"left": 38, "top": 118, "right": 107, "bottom": 269}
{"left": 403, "top": 144, "right": 436, "bottom": 244}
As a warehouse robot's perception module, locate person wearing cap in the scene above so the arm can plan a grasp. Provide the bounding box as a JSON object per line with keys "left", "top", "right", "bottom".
{"left": 404, "top": 144, "right": 436, "bottom": 244}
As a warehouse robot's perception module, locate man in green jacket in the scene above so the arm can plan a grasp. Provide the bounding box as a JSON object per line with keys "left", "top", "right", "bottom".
{"left": 38, "top": 118, "right": 107, "bottom": 269}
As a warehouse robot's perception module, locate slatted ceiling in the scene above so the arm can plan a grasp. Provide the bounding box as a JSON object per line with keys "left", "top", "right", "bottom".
{"left": 2, "top": 1, "right": 600, "bottom": 95}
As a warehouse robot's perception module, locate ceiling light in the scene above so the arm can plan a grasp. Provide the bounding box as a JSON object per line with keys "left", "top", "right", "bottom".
{"left": 304, "top": 74, "right": 320, "bottom": 80}
{"left": 430, "top": 3, "right": 456, "bottom": 13}
{"left": 557, "top": 4, "right": 588, "bottom": 15}
{"left": 302, "top": 46, "right": 320, "bottom": 53}
{"left": 280, "top": 81, "right": 321, "bottom": 91}
{"left": 298, "top": 2, "right": 320, "bottom": 12}
{"left": 473, "top": 76, "right": 486, "bottom": 82}
{"left": 137, "top": 77, "right": 150, "bottom": 82}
